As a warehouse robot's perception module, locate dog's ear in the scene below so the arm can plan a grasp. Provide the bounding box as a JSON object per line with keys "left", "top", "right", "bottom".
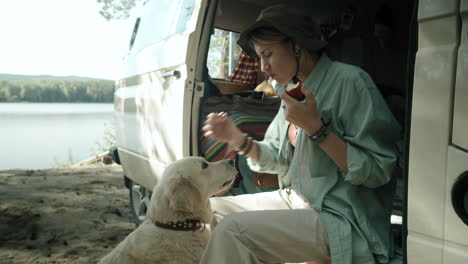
{"left": 167, "top": 173, "right": 198, "bottom": 212}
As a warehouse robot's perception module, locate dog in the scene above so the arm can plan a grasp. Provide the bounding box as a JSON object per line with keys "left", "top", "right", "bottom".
{"left": 99, "top": 157, "right": 237, "bottom": 264}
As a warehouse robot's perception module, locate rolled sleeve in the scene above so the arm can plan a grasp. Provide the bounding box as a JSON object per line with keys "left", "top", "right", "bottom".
{"left": 345, "top": 142, "right": 398, "bottom": 188}
{"left": 340, "top": 71, "right": 401, "bottom": 188}
{"left": 247, "top": 140, "right": 279, "bottom": 173}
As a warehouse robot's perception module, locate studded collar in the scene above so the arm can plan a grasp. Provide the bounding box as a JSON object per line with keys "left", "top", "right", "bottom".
{"left": 154, "top": 219, "right": 206, "bottom": 231}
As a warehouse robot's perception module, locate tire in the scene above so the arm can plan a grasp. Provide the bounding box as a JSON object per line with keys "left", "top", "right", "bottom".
{"left": 128, "top": 179, "right": 152, "bottom": 226}
{"left": 451, "top": 171, "right": 468, "bottom": 226}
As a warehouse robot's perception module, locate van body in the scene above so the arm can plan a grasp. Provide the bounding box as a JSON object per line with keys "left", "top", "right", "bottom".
{"left": 113, "top": 0, "right": 468, "bottom": 262}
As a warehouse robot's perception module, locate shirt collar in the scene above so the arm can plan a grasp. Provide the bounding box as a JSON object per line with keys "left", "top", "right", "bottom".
{"left": 303, "top": 53, "right": 332, "bottom": 96}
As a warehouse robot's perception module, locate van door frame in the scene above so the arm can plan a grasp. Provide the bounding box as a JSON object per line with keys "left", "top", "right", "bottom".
{"left": 189, "top": 0, "right": 219, "bottom": 157}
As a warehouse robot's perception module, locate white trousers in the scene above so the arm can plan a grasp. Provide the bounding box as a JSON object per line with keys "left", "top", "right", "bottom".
{"left": 200, "top": 188, "right": 330, "bottom": 264}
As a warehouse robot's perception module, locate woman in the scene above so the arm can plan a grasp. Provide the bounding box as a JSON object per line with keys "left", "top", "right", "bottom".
{"left": 201, "top": 4, "right": 401, "bottom": 264}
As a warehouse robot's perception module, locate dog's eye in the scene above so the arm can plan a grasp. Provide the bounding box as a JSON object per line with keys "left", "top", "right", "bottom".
{"left": 202, "top": 162, "right": 208, "bottom": 169}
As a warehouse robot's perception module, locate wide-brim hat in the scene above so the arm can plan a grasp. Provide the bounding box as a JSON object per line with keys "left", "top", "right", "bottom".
{"left": 238, "top": 4, "right": 328, "bottom": 57}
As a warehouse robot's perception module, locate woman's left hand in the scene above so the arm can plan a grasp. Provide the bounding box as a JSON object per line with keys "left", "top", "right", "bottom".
{"left": 280, "top": 86, "right": 322, "bottom": 135}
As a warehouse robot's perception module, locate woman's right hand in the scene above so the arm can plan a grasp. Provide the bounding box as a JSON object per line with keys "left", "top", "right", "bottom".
{"left": 202, "top": 112, "right": 244, "bottom": 146}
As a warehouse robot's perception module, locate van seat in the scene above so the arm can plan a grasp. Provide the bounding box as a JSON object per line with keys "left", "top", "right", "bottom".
{"left": 212, "top": 79, "right": 253, "bottom": 94}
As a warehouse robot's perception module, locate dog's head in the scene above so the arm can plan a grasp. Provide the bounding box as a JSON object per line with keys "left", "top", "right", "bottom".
{"left": 157, "top": 157, "right": 236, "bottom": 214}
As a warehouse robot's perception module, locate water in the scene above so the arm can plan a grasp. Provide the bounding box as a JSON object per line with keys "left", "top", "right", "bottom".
{"left": 0, "top": 103, "right": 114, "bottom": 170}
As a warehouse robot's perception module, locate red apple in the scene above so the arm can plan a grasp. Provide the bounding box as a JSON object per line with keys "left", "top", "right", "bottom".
{"left": 286, "top": 85, "right": 305, "bottom": 101}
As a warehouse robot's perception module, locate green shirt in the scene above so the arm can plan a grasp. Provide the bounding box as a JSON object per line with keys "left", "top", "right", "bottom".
{"left": 247, "top": 54, "right": 401, "bottom": 264}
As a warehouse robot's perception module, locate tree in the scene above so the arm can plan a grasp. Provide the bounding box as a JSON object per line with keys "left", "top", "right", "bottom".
{"left": 0, "top": 87, "right": 10, "bottom": 102}
{"left": 206, "top": 29, "right": 241, "bottom": 79}
{"left": 0, "top": 80, "right": 114, "bottom": 102}
{"left": 96, "top": 0, "right": 143, "bottom": 20}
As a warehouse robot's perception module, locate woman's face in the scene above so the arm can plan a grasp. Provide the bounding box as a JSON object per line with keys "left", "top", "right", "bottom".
{"left": 253, "top": 41, "right": 297, "bottom": 85}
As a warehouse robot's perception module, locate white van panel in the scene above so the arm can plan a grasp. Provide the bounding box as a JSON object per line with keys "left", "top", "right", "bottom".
{"left": 407, "top": 233, "right": 443, "bottom": 264}
{"left": 443, "top": 241, "right": 468, "bottom": 264}
{"left": 123, "top": 36, "right": 189, "bottom": 79}
{"left": 408, "top": 0, "right": 461, "bottom": 261}
{"left": 115, "top": 66, "right": 190, "bottom": 189}
{"left": 116, "top": 66, "right": 188, "bottom": 161}
{"left": 118, "top": 148, "right": 162, "bottom": 190}
{"left": 115, "top": 113, "right": 139, "bottom": 151}
{"left": 409, "top": 47, "right": 457, "bottom": 238}
{"left": 418, "top": 0, "right": 459, "bottom": 19}
{"left": 452, "top": 2, "right": 468, "bottom": 151}
{"left": 121, "top": 0, "right": 202, "bottom": 78}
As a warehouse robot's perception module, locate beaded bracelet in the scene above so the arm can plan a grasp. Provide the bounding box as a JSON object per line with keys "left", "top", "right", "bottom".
{"left": 237, "top": 136, "right": 254, "bottom": 156}
{"left": 233, "top": 133, "right": 249, "bottom": 152}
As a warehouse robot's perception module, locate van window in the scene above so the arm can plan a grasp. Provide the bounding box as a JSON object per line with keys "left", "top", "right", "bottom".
{"left": 207, "top": 28, "right": 242, "bottom": 79}
{"left": 131, "top": 0, "right": 196, "bottom": 52}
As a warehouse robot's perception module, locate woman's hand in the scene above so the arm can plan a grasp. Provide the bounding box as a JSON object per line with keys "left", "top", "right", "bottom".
{"left": 280, "top": 87, "right": 322, "bottom": 135}
{"left": 202, "top": 112, "right": 244, "bottom": 147}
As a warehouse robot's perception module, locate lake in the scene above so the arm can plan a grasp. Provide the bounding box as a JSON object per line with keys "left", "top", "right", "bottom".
{"left": 0, "top": 103, "right": 114, "bottom": 170}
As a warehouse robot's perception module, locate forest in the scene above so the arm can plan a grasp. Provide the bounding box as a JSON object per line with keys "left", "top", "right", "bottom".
{"left": 0, "top": 79, "right": 114, "bottom": 103}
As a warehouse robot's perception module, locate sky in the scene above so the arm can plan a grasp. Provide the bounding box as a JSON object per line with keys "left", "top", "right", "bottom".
{"left": 0, "top": 0, "right": 138, "bottom": 80}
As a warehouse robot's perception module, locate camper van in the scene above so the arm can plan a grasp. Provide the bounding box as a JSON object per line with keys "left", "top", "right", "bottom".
{"left": 111, "top": 0, "right": 468, "bottom": 263}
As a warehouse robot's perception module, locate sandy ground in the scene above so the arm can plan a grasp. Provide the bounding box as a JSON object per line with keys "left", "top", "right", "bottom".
{"left": 0, "top": 165, "right": 135, "bottom": 264}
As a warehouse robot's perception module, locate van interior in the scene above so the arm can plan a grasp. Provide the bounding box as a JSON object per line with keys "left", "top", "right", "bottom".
{"left": 197, "top": 0, "right": 418, "bottom": 261}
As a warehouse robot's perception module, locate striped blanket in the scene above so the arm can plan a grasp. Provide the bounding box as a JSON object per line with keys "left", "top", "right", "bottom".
{"left": 199, "top": 95, "right": 281, "bottom": 162}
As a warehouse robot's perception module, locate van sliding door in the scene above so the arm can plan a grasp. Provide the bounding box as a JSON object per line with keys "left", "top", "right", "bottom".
{"left": 408, "top": 0, "right": 468, "bottom": 263}
{"left": 114, "top": 0, "right": 209, "bottom": 189}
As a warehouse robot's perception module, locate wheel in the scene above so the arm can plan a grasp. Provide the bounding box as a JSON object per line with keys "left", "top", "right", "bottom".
{"left": 128, "top": 179, "right": 152, "bottom": 225}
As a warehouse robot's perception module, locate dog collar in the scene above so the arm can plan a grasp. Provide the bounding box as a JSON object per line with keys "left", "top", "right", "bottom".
{"left": 154, "top": 219, "right": 205, "bottom": 232}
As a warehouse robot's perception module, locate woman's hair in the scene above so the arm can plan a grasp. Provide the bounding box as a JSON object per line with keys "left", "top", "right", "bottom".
{"left": 247, "top": 26, "right": 290, "bottom": 48}
{"left": 247, "top": 26, "right": 321, "bottom": 75}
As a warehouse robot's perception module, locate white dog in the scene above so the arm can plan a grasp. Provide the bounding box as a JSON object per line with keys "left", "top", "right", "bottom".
{"left": 99, "top": 157, "right": 236, "bottom": 264}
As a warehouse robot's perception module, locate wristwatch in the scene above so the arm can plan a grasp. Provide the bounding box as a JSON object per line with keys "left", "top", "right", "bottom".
{"left": 308, "top": 119, "right": 330, "bottom": 144}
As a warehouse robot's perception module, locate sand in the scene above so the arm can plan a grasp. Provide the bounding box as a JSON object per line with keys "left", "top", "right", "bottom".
{"left": 0, "top": 165, "right": 135, "bottom": 264}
